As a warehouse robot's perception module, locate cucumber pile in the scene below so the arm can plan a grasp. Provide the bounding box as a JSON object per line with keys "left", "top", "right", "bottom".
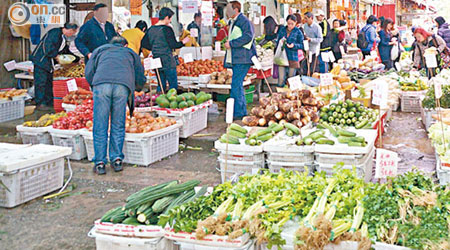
{"left": 155, "top": 89, "right": 212, "bottom": 109}
{"left": 319, "top": 99, "right": 378, "bottom": 129}
{"left": 219, "top": 122, "right": 286, "bottom": 146}
{"left": 100, "top": 180, "right": 206, "bottom": 226}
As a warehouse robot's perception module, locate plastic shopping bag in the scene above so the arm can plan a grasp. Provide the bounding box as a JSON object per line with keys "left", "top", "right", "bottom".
{"left": 391, "top": 43, "right": 399, "bottom": 61}
{"left": 274, "top": 39, "right": 289, "bottom": 66}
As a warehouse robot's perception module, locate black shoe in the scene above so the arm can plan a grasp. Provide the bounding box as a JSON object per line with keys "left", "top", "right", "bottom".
{"left": 111, "top": 159, "right": 123, "bottom": 172}
{"left": 93, "top": 163, "right": 106, "bottom": 175}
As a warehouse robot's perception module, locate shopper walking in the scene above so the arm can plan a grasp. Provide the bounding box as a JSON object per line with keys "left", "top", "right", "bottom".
{"left": 303, "top": 12, "right": 323, "bottom": 75}
{"left": 413, "top": 28, "right": 447, "bottom": 78}
{"left": 315, "top": 10, "right": 332, "bottom": 72}
{"left": 224, "top": 1, "right": 256, "bottom": 119}
{"left": 187, "top": 12, "right": 202, "bottom": 46}
{"left": 435, "top": 16, "right": 450, "bottom": 48}
{"left": 276, "top": 15, "right": 304, "bottom": 87}
{"left": 75, "top": 4, "right": 117, "bottom": 63}
{"left": 358, "top": 15, "right": 380, "bottom": 58}
{"left": 141, "top": 8, "right": 191, "bottom": 92}
{"left": 85, "top": 37, "right": 146, "bottom": 175}
{"left": 31, "top": 23, "right": 79, "bottom": 111}
{"left": 378, "top": 18, "right": 395, "bottom": 70}
{"left": 121, "top": 21, "right": 148, "bottom": 55}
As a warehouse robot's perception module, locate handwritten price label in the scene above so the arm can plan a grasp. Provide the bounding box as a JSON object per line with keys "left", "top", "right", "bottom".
{"left": 375, "top": 149, "right": 399, "bottom": 178}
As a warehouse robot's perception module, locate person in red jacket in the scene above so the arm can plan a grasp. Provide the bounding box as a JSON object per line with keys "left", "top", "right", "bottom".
{"left": 216, "top": 20, "right": 228, "bottom": 42}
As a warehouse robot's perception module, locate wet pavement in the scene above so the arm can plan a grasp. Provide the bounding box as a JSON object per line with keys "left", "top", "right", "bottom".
{"left": 0, "top": 107, "right": 436, "bottom": 250}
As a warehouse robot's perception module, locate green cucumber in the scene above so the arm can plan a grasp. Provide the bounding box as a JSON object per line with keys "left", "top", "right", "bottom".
{"left": 220, "top": 134, "right": 240, "bottom": 144}
{"left": 355, "top": 119, "right": 369, "bottom": 129}
{"left": 336, "top": 128, "right": 357, "bottom": 137}
{"left": 315, "top": 138, "right": 335, "bottom": 145}
{"left": 348, "top": 141, "right": 365, "bottom": 147}
{"left": 284, "top": 123, "right": 300, "bottom": 135}
{"left": 230, "top": 123, "right": 247, "bottom": 134}
{"left": 250, "top": 128, "right": 272, "bottom": 139}
{"left": 322, "top": 123, "right": 338, "bottom": 137}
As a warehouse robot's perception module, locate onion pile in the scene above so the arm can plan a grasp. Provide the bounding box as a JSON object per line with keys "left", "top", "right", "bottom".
{"left": 125, "top": 112, "right": 176, "bottom": 133}
{"left": 242, "top": 90, "right": 324, "bottom": 129}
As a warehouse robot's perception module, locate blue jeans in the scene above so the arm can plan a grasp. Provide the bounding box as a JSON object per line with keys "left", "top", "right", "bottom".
{"left": 231, "top": 64, "right": 251, "bottom": 118}
{"left": 93, "top": 83, "right": 129, "bottom": 165}
{"left": 157, "top": 68, "right": 177, "bottom": 92}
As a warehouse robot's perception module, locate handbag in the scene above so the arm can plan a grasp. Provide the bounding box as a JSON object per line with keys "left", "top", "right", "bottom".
{"left": 272, "top": 64, "right": 279, "bottom": 79}
{"left": 431, "top": 35, "right": 450, "bottom": 69}
{"left": 274, "top": 38, "right": 289, "bottom": 66}
{"left": 298, "top": 49, "right": 305, "bottom": 62}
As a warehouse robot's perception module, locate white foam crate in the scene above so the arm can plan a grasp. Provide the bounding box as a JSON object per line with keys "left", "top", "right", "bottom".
{"left": 0, "top": 99, "right": 25, "bottom": 123}
{"left": 315, "top": 147, "right": 375, "bottom": 166}
{"left": 316, "top": 148, "right": 374, "bottom": 182}
{"left": 219, "top": 151, "right": 264, "bottom": 163}
{"left": 16, "top": 125, "right": 53, "bottom": 145}
{"left": 0, "top": 144, "right": 71, "bottom": 207}
{"left": 122, "top": 125, "right": 180, "bottom": 166}
{"left": 218, "top": 159, "right": 264, "bottom": 183}
{"left": 88, "top": 228, "right": 174, "bottom": 250}
{"left": 267, "top": 151, "right": 314, "bottom": 164}
{"left": 156, "top": 102, "right": 210, "bottom": 138}
{"left": 267, "top": 160, "right": 315, "bottom": 174}
{"left": 49, "top": 128, "right": 87, "bottom": 160}
{"left": 176, "top": 240, "right": 255, "bottom": 250}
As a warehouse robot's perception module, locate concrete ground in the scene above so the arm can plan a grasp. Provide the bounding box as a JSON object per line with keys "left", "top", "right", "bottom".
{"left": 0, "top": 106, "right": 436, "bottom": 250}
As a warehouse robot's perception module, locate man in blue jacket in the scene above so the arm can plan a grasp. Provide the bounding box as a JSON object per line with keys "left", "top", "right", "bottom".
{"left": 224, "top": 1, "right": 256, "bottom": 119}
{"left": 31, "top": 23, "right": 79, "bottom": 110}
{"left": 75, "top": 3, "right": 117, "bottom": 62}
{"left": 85, "top": 37, "right": 146, "bottom": 175}
{"left": 360, "top": 15, "right": 380, "bottom": 58}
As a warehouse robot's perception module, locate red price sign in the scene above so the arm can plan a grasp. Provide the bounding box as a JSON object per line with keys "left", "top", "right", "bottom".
{"left": 375, "top": 149, "right": 399, "bottom": 178}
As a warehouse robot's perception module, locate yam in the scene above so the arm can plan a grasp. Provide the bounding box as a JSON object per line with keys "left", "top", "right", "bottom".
{"left": 259, "top": 97, "right": 271, "bottom": 108}
{"left": 242, "top": 116, "right": 259, "bottom": 126}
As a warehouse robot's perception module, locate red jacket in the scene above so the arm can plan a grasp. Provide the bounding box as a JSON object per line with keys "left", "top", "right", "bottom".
{"left": 216, "top": 27, "right": 228, "bottom": 41}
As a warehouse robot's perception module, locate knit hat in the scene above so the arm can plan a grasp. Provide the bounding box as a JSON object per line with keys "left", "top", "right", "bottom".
{"left": 435, "top": 16, "right": 446, "bottom": 27}
{"left": 414, "top": 27, "right": 432, "bottom": 39}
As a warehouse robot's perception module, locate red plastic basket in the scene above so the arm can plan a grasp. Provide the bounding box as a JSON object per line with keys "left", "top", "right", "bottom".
{"left": 53, "top": 77, "right": 91, "bottom": 98}
{"left": 53, "top": 98, "right": 63, "bottom": 112}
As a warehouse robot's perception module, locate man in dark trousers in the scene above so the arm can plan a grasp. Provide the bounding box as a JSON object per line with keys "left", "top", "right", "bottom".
{"left": 187, "top": 12, "right": 202, "bottom": 45}
{"left": 224, "top": 1, "right": 256, "bottom": 119}
{"left": 85, "top": 37, "right": 146, "bottom": 175}
{"left": 75, "top": 3, "right": 117, "bottom": 62}
{"left": 31, "top": 23, "right": 78, "bottom": 111}
{"left": 315, "top": 10, "right": 332, "bottom": 73}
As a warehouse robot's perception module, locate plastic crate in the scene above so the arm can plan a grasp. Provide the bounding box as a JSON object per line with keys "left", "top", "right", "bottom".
{"left": 81, "top": 133, "right": 104, "bottom": 161}
{"left": 49, "top": 129, "right": 87, "bottom": 160}
{"left": 218, "top": 151, "right": 264, "bottom": 163}
{"left": 53, "top": 98, "right": 63, "bottom": 112}
{"left": 266, "top": 151, "right": 314, "bottom": 164}
{"left": 16, "top": 125, "right": 53, "bottom": 145}
{"left": 316, "top": 149, "right": 375, "bottom": 182}
{"left": 436, "top": 155, "right": 450, "bottom": 185}
{"left": 122, "top": 126, "right": 180, "bottom": 166}
{"left": 88, "top": 229, "right": 174, "bottom": 250}
{"left": 267, "top": 161, "right": 315, "bottom": 174}
{"left": 0, "top": 99, "right": 25, "bottom": 123}
{"left": 157, "top": 107, "right": 208, "bottom": 138}
{"left": 218, "top": 159, "right": 264, "bottom": 183}
{"left": 315, "top": 147, "right": 375, "bottom": 166}
{"left": 400, "top": 91, "right": 425, "bottom": 113}
{"left": 176, "top": 240, "right": 255, "bottom": 250}
{"left": 0, "top": 158, "right": 64, "bottom": 207}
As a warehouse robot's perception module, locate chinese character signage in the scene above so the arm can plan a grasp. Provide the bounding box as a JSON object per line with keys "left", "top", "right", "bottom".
{"left": 375, "top": 149, "right": 399, "bottom": 178}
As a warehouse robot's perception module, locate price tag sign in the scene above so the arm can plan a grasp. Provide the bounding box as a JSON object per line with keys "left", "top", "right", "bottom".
{"left": 375, "top": 149, "right": 399, "bottom": 178}
{"left": 215, "top": 41, "right": 221, "bottom": 52}
{"left": 201, "top": 46, "right": 213, "bottom": 60}
{"left": 183, "top": 53, "right": 194, "bottom": 63}
{"left": 150, "top": 58, "right": 162, "bottom": 69}
{"left": 190, "top": 28, "right": 198, "bottom": 38}
{"left": 3, "top": 60, "right": 16, "bottom": 72}
{"left": 435, "top": 79, "right": 443, "bottom": 99}
{"left": 253, "top": 17, "right": 260, "bottom": 25}
{"left": 303, "top": 41, "right": 309, "bottom": 51}
{"left": 182, "top": 0, "right": 198, "bottom": 14}
{"left": 321, "top": 52, "right": 330, "bottom": 62}
{"left": 288, "top": 75, "right": 302, "bottom": 90}
{"left": 66, "top": 79, "right": 78, "bottom": 92}
{"left": 372, "top": 80, "right": 388, "bottom": 108}
{"left": 320, "top": 73, "right": 333, "bottom": 86}
{"left": 143, "top": 58, "right": 152, "bottom": 70}
{"left": 425, "top": 54, "right": 438, "bottom": 68}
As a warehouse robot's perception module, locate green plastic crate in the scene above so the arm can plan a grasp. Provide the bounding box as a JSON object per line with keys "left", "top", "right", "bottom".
{"left": 216, "top": 85, "right": 255, "bottom": 103}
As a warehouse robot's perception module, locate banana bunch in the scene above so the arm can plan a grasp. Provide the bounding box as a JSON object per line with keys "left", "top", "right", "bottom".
{"left": 23, "top": 112, "right": 66, "bottom": 127}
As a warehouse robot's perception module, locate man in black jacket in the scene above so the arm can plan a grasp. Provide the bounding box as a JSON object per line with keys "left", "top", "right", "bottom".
{"left": 85, "top": 37, "right": 146, "bottom": 175}
{"left": 75, "top": 3, "right": 117, "bottom": 63}
{"left": 315, "top": 10, "right": 332, "bottom": 73}
{"left": 31, "top": 23, "right": 78, "bottom": 110}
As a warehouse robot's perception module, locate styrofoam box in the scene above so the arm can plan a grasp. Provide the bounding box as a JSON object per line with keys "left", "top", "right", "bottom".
{"left": 218, "top": 159, "right": 264, "bottom": 183}
{"left": 0, "top": 99, "right": 25, "bottom": 123}
{"left": 267, "top": 161, "right": 315, "bottom": 174}
{"left": 214, "top": 140, "right": 263, "bottom": 153}
{"left": 219, "top": 151, "right": 265, "bottom": 163}
{"left": 315, "top": 147, "right": 375, "bottom": 166}
{"left": 316, "top": 148, "right": 375, "bottom": 182}
{"left": 49, "top": 128, "right": 87, "bottom": 160}
{"left": 267, "top": 151, "right": 314, "bottom": 164}
{"left": 94, "top": 220, "right": 164, "bottom": 238}
{"left": 89, "top": 229, "right": 174, "bottom": 250}
{"left": 16, "top": 125, "right": 53, "bottom": 145}
{"left": 0, "top": 143, "right": 28, "bottom": 154}
{"left": 177, "top": 240, "right": 255, "bottom": 250}
{"left": 436, "top": 155, "right": 450, "bottom": 185}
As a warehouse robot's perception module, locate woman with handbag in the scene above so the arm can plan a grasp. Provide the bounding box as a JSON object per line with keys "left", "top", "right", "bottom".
{"left": 275, "top": 15, "right": 305, "bottom": 87}
{"left": 413, "top": 27, "right": 447, "bottom": 78}
{"left": 378, "top": 18, "right": 395, "bottom": 70}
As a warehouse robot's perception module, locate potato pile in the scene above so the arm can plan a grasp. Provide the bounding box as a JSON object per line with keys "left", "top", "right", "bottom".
{"left": 242, "top": 90, "right": 324, "bottom": 129}
{"left": 54, "top": 63, "right": 85, "bottom": 78}
{"left": 209, "top": 71, "right": 232, "bottom": 85}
